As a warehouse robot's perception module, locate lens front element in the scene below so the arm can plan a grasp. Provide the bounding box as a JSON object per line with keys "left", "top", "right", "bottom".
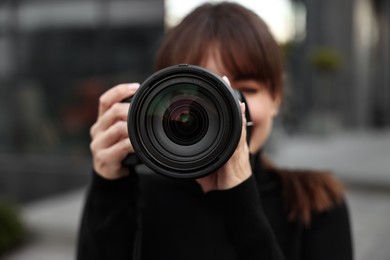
{"left": 164, "top": 99, "right": 209, "bottom": 146}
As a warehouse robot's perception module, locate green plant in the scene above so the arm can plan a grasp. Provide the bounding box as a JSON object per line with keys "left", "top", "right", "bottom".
{"left": 0, "top": 201, "right": 25, "bottom": 255}
{"left": 309, "top": 47, "right": 343, "bottom": 73}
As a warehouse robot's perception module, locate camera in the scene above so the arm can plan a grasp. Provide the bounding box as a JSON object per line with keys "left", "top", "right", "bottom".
{"left": 124, "top": 64, "right": 251, "bottom": 179}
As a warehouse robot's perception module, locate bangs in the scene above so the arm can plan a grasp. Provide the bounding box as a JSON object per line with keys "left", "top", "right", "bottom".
{"left": 216, "top": 36, "right": 269, "bottom": 83}
{"left": 211, "top": 10, "right": 283, "bottom": 98}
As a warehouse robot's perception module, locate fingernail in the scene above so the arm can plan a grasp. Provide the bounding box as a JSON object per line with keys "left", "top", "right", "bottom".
{"left": 222, "top": 76, "right": 231, "bottom": 86}
{"left": 128, "top": 83, "right": 140, "bottom": 90}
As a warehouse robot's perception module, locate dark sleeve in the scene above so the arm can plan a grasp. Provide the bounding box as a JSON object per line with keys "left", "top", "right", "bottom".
{"left": 207, "top": 175, "right": 285, "bottom": 260}
{"left": 76, "top": 170, "right": 138, "bottom": 260}
{"left": 302, "top": 200, "right": 353, "bottom": 260}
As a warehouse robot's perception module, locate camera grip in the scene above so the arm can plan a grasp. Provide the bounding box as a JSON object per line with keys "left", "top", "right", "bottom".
{"left": 122, "top": 153, "right": 142, "bottom": 167}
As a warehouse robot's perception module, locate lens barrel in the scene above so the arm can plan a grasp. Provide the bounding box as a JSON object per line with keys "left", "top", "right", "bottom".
{"left": 128, "top": 64, "right": 243, "bottom": 179}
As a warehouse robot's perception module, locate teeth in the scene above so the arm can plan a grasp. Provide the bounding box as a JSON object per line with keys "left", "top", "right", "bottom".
{"left": 246, "top": 122, "right": 254, "bottom": 126}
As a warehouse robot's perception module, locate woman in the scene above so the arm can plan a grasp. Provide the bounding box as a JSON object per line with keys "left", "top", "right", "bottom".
{"left": 77, "top": 2, "right": 353, "bottom": 260}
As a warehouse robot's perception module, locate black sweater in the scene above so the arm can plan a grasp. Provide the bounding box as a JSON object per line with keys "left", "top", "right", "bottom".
{"left": 77, "top": 155, "right": 353, "bottom": 260}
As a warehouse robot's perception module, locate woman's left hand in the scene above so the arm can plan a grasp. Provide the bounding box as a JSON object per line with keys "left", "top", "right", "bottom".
{"left": 196, "top": 77, "right": 252, "bottom": 193}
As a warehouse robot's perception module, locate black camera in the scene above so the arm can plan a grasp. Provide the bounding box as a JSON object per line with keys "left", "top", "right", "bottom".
{"left": 124, "top": 64, "right": 251, "bottom": 179}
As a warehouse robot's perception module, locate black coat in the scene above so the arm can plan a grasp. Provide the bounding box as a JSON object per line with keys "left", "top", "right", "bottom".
{"left": 76, "top": 154, "right": 353, "bottom": 260}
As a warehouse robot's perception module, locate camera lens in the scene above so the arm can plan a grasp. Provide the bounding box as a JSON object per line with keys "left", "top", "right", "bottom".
{"left": 128, "top": 65, "right": 243, "bottom": 179}
{"left": 163, "top": 99, "right": 208, "bottom": 145}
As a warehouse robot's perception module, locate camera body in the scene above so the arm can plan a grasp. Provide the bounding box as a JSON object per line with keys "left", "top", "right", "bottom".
{"left": 124, "top": 64, "right": 251, "bottom": 179}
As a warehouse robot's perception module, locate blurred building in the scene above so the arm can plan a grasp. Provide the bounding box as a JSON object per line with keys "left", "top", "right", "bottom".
{"left": 0, "top": 0, "right": 164, "bottom": 202}
{"left": 286, "top": 0, "right": 390, "bottom": 132}
{"left": 1, "top": 0, "right": 389, "bottom": 202}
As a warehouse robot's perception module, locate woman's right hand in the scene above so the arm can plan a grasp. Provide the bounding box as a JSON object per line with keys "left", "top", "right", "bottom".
{"left": 89, "top": 83, "right": 140, "bottom": 180}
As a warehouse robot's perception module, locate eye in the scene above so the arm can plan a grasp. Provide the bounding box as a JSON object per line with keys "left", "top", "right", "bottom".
{"left": 233, "top": 79, "right": 264, "bottom": 96}
{"left": 234, "top": 85, "right": 259, "bottom": 95}
{"left": 233, "top": 80, "right": 262, "bottom": 95}
{"left": 240, "top": 87, "right": 258, "bottom": 94}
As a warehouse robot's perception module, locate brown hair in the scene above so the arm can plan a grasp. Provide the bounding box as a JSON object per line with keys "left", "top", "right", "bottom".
{"left": 155, "top": 2, "right": 283, "bottom": 99}
{"left": 262, "top": 155, "right": 345, "bottom": 225}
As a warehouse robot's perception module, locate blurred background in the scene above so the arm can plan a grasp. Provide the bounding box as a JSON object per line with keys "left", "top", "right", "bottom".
{"left": 0, "top": 0, "right": 389, "bottom": 259}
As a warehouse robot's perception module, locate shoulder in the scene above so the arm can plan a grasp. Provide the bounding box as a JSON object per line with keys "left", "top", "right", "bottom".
{"left": 261, "top": 155, "right": 346, "bottom": 225}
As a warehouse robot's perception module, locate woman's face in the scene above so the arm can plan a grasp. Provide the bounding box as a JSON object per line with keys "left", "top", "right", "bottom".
{"left": 203, "top": 55, "right": 280, "bottom": 153}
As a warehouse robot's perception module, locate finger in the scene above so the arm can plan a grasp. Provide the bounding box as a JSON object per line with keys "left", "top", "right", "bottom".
{"left": 239, "top": 102, "right": 248, "bottom": 146}
{"left": 108, "top": 137, "right": 133, "bottom": 162}
{"left": 91, "top": 120, "right": 131, "bottom": 151}
{"left": 241, "top": 103, "right": 247, "bottom": 133}
{"left": 98, "top": 83, "right": 140, "bottom": 117}
{"left": 96, "top": 137, "right": 133, "bottom": 166}
{"left": 93, "top": 137, "right": 133, "bottom": 179}
{"left": 91, "top": 102, "right": 130, "bottom": 138}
